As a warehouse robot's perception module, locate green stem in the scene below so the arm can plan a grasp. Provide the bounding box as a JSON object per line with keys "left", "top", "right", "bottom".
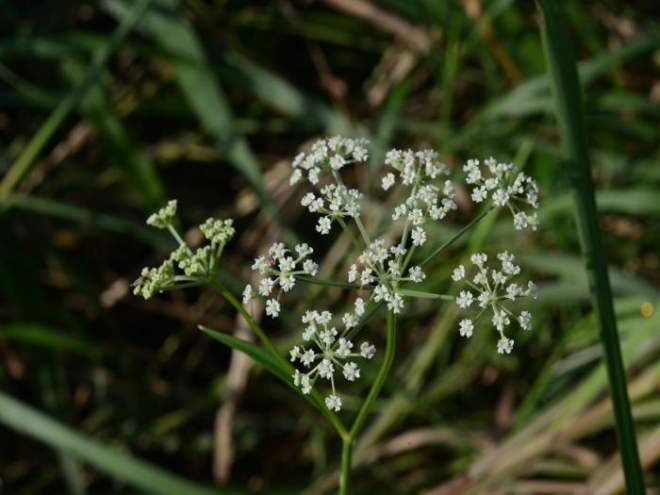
{"left": 339, "top": 311, "right": 397, "bottom": 494}
{"left": 538, "top": 1, "right": 644, "bottom": 493}
{"left": 419, "top": 205, "right": 495, "bottom": 268}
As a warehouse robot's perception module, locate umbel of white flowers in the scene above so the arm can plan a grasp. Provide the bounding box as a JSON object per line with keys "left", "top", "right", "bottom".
{"left": 137, "top": 137, "right": 540, "bottom": 412}
{"left": 240, "top": 136, "right": 540, "bottom": 410}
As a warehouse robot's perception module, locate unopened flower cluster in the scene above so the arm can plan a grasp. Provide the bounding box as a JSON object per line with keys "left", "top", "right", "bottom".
{"left": 133, "top": 200, "right": 235, "bottom": 299}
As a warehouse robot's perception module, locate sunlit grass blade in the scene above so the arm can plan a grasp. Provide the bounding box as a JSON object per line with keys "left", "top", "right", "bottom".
{"left": 538, "top": 1, "right": 645, "bottom": 492}
{"left": 0, "top": 0, "right": 152, "bottom": 201}
{"left": 0, "top": 391, "right": 244, "bottom": 495}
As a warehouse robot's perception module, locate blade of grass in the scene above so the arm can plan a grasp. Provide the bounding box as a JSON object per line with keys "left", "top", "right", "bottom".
{"left": 538, "top": 1, "right": 644, "bottom": 493}
{"left": 0, "top": 0, "right": 152, "bottom": 202}
{"left": 104, "top": 0, "right": 288, "bottom": 234}
{"left": 0, "top": 391, "right": 243, "bottom": 495}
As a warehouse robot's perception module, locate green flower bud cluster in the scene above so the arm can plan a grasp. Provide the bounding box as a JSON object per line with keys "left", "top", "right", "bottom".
{"left": 133, "top": 201, "right": 235, "bottom": 299}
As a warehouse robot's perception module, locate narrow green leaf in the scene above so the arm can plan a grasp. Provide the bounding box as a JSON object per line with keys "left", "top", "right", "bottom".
{"left": 199, "top": 325, "right": 291, "bottom": 385}
{"left": 0, "top": 324, "right": 99, "bottom": 357}
{"left": 0, "top": 391, "right": 243, "bottom": 495}
{"left": 199, "top": 326, "right": 330, "bottom": 418}
{"left": 539, "top": 1, "right": 645, "bottom": 492}
{"left": 3, "top": 193, "right": 173, "bottom": 249}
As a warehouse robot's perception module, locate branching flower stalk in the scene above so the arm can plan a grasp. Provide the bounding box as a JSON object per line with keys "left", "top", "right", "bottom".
{"left": 133, "top": 136, "right": 540, "bottom": 494}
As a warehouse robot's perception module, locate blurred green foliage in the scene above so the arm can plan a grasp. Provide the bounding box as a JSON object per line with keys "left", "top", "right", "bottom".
{"left": 0, "top": 1, "right": 659, "bottom": 494}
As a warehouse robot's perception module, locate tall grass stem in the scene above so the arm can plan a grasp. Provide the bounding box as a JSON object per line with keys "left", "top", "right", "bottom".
{"left": 538, "top": 1, "right": 645, "bottom": 492}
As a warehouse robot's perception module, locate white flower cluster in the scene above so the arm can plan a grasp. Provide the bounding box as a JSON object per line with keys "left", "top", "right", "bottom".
{"left": 291, "top": 137, "right": 369, "bottom": 236}
{"left": 463, "top": 158, "right": 539, "bottom": 230}
{"left": 290, "top": 136, "right": 369, "bottom": 186}
{"left": 452, "top": 251, "right": 538, "bottom": 354}
{"left": 249, "top": 137, "right": 542, "bottom": 405}
{"left": 384, "top": 149, "right": 458, "bottom": 251}
{"left": 243, "top": 242, "right": 319, "bottom": 318}
{"left": 347, "top": 239, "right": 425, "bottom": 314}
{"left": 290, "top": 304, "right": 376, "bottom": 411}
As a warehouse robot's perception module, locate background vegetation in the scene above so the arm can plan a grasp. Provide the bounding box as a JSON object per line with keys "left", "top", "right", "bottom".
{"left": 1, "top": 1, "right": 659, "bottom": 494}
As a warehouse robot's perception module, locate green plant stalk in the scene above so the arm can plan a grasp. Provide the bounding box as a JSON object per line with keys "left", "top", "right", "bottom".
{"left": 538, "top": 1, "right": 644, "bottom": 492}
{"left": 420, "top": 205, "right": 495, "bottom": 268}
{"left": 339, "top": 311, "right": 397, "bottom": 495}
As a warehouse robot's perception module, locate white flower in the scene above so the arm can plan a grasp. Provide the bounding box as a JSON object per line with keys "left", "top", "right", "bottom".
{"left": 408, "top": 265, "right": 425, "bottom": 282}
{"left": 265, "top": 299, "right": 280, "bottom": 318}
{"left": 318, "top": 358, "right": 334, "bottom": 379}
{"left": 497, "top": 337, "right": 514, "bottom": 354}
{"left": 242, "top": 284, "right": 253, "bottom": 304}
{"left": 464, "top": 159, "right": 481, "bottom": 183}
{"left": 513, "top": 212, "right": 528, "bottom": 230}
{"left": 301, "top": 349, "right": 315, "bottom": 366}
{"left": 316, "top": 216, "right": 332, "bottom": 234}
{"left": 335, "top": 338, "right": 353, "bottom": 357}
{"left": 290, "top": 346, "right": 300, "bottom": 362}
{"left": 387, "top": 292, "right": 404, "bottom": 314}
{"left": 325, "top": 394, "right": 342, "bottom": 412}
{"left": 252, "top": 255, "right": 269, "bottom": 273}
{"left": 302, "top": 259, "right": 318, "bottom": 276}
{"left": 458, "top": 319, "right": 474, "bottom": 338}
{"left": 348, "top": 264, "right": 358, "bottom": 283}
{"left": 374, "top": 284, "right": 390, "bottom": 302}
{"left": 492, "top": 188, "right": 510, "bottom": 206}
{"left": 411, "top": 226, "right": 427, "bottom": 246}
{"left": 526, "top": 281, "right": 539, "bottom": 299}
{"left": 360, "top": 342, "right": 376, "bottom": 359}
{"left": 269, "top": 242, "right": 287, "bottom": 259}
{"left": 470, "top": 253, "right": 487, "bottom": 266}
{"left": 259, "top": 278, "right": 275, "bottom": 296}
{"left": 382, "top": 173, "right": 396, "bottom": 190}
{"left": 452, "top": 265, "right": 465, "bottom": 281}
{"left": 456, "top": 290, "right": 474, "bottom": 309}
{"left": 354, "top": 298, "right": 365, "bottom": 316}
{"left": 295, "top": 243, "right": 313, "bottom": 257}
{"left": 472, "top": 186, "right": 488, "bottom": 203}
{"left": 342, "top": 312, "right": 358, "bottom": 329}
{"left": 279, "top": 274, "right": 295, "bottom": 291}
{"left": 492, "top": 309, "right": 511, "bottom": 331}
{"left": 519, "top": 311, "right": 532, "bottom": 331}
{"left": 342, "top": 362, "right": 360, "bottom": 381}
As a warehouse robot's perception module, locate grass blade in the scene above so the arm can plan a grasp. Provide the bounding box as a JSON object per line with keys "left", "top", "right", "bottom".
{"left": 0, "top": 391, "right": 244, "bottom": 495}
{"left": 538, "top": 1, "right": 645, "bottom": 492}
{"left": 0, "top": 0, "right": 152, "bottom": 201}
{"left": 104, "top": 0, "right": 283, "bottom": 228}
